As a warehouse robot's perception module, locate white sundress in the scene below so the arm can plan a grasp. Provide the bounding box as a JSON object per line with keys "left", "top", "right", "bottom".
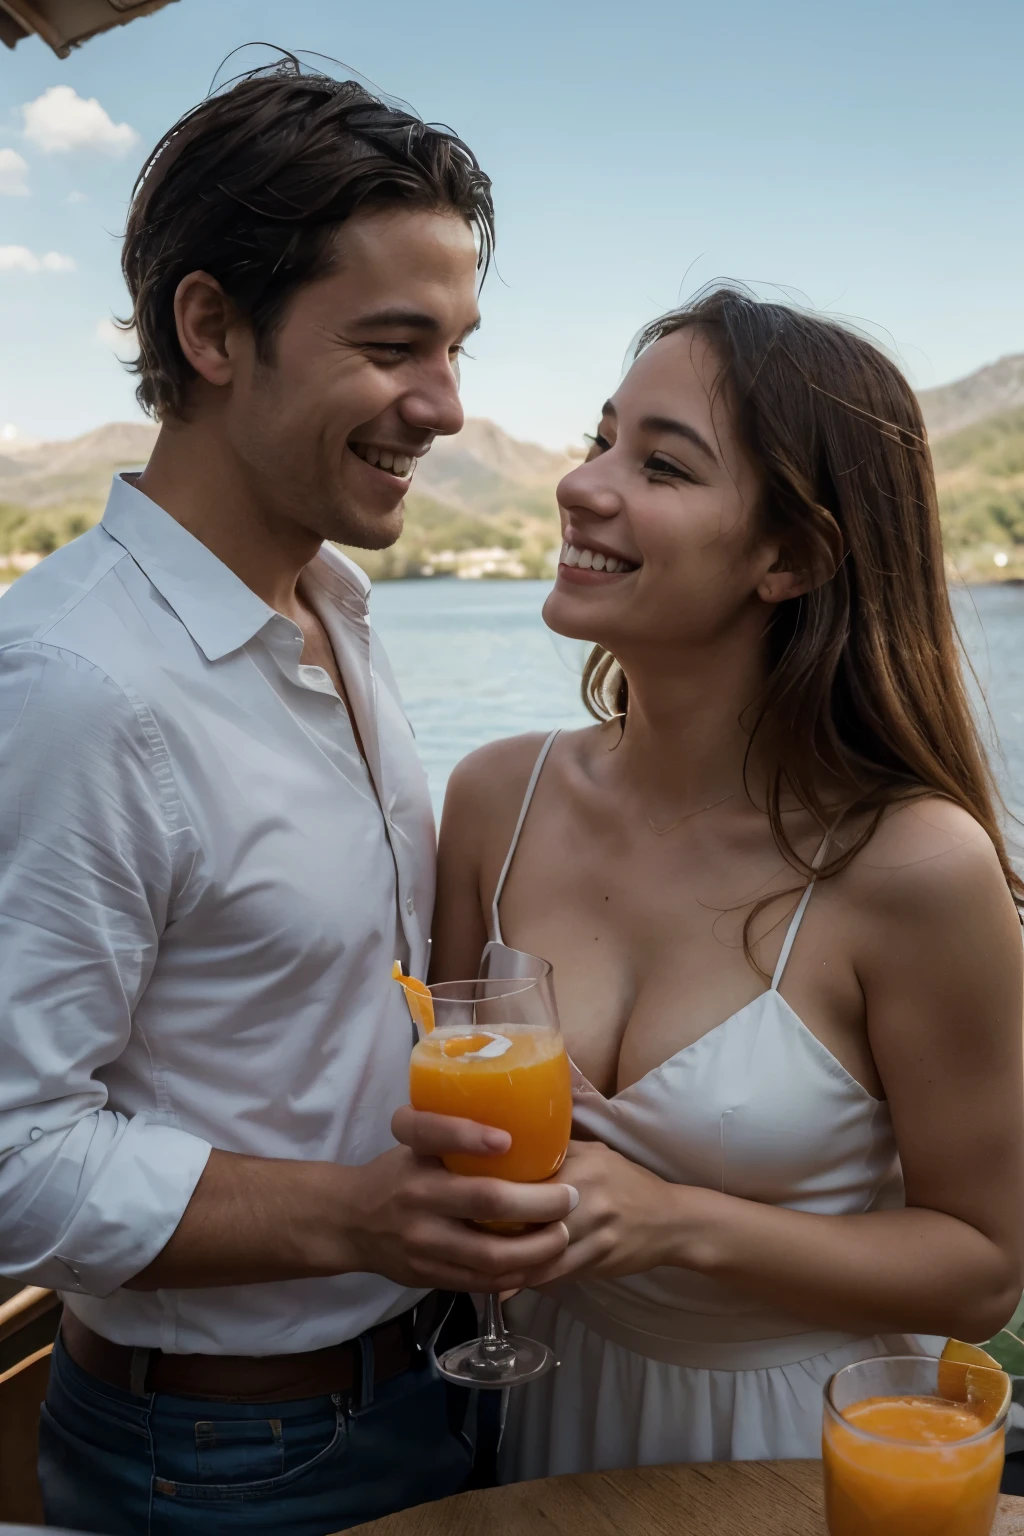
{"left": 490, "top": 730, "right": 943, "bottom": 1480}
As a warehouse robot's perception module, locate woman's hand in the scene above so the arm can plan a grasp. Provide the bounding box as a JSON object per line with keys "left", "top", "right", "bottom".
{"left": 527, "top": 1139, "right": 698, "bottom": 1286}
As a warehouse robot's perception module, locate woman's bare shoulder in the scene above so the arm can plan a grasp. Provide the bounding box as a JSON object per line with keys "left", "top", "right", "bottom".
{"left": 444, "top": 725, "right": 602, "bottom": 819}
{"left": 844, "top": 794, "right": 1020, "bottom": 935}
{"left": 448, "top": 731, "right": 552, "bottom": 800}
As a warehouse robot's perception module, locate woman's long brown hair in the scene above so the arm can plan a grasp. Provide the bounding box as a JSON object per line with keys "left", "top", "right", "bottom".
{"left": 582, "top": 286, "right": 1024, "bottom": 951}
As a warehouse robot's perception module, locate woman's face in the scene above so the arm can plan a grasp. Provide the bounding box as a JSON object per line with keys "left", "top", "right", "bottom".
{"left": 543, "top": 326, "right": 779, "bottom": 660}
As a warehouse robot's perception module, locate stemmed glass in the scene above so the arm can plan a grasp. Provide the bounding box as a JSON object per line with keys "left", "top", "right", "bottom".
{"left": 404, "top": 951, "right": 573, "bottom": 1388}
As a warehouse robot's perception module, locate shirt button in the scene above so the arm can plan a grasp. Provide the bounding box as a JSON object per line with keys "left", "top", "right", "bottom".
{"left": 29, "top": 1127, "right": 43, "bottom": 1142}
{"left": 406, "top": 896, "right": 415, "bottom": 915}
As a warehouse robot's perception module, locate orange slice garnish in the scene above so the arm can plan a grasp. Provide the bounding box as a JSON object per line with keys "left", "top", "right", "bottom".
{"left": 938, "top": 1338, "right": 1011, "bottom": 1423}
{"left": 441, "top": 1033, "right": 494, "bottom": 1058}
{"left": 392, "top": 960, "right": 435, "bottom": 1034}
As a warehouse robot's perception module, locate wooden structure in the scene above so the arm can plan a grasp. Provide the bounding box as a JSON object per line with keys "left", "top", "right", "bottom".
{"left": 0, "top": 1286, "right": 61, "bottom": 1526}
{"left": 0, "top": 0, "right": 177, "bottom": 58}
{"left": 346, "top": 1459, "right": 1024, "bottom": 1536}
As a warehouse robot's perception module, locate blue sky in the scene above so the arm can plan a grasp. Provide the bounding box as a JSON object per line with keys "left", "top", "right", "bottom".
{"left": 0, "top": 0, "right": 1022, "bottom": 448}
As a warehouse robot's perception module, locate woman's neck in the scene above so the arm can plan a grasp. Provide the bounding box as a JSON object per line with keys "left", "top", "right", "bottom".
{"left": 603, "top": 632, "right": 772, "bottom": 815}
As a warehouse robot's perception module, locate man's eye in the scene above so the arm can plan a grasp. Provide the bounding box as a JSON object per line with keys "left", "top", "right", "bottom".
{"left": 366, "top": 343, "right": 412, "bottom": 361}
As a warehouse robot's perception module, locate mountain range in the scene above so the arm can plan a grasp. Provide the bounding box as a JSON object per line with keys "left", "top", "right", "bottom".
{"left": 0, "top": 419, "right": 575, "bottom": 509}
{"left": 0, "top": 413, "right": 579, "bottom": 580}
{"left": 918, "top": 355, "right": 1024, "bottom": 440}
{"left": 1, "top": 351, "right": 1023, "bottom": 580}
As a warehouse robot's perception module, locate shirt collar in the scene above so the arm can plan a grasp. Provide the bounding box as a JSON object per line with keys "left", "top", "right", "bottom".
{"left": 101, "top": 474, "right": 370, "bottom": 662}
{"left": 308, "top": 538, "right": 372, "bottom": 612}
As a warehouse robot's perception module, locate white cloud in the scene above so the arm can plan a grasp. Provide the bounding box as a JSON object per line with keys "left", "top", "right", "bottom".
{"left": 0, "top": 246, "right": 76, "bottom": 274}
{"left": 0, "top": 149, "right": 29, "bottom": 196}
{"left": 22, "top": 86, "right": 139, "bottom": 157}
{"left": 67, "top": 190, "right": 89, "bottom": 205}
{"left": 96, "top": 318, "right": 136, "bottom": 354}
{"left": 0, "top": 248, "right": 39, "bottom": 272}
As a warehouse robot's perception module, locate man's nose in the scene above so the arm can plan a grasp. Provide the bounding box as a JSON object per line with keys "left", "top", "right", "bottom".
{"left": 399, "top": 363, "right": 465, "bottom": 439}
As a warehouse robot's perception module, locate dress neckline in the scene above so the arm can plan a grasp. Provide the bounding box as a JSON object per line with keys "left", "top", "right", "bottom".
{"left": 567, "top": 986, "right": 884, "bottom": 1106}
{"left": 488, "top": 729, "right": 869, "bottom": 1101}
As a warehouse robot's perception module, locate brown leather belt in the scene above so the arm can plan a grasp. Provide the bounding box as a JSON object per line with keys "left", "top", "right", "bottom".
{"left": 60, "top": 1292, "right": 452, "bottom": 1404}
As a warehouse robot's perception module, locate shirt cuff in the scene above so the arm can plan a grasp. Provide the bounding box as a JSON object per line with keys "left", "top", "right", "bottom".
{"left": 15, "top": 1114, "right": 212, "bottom": 1297}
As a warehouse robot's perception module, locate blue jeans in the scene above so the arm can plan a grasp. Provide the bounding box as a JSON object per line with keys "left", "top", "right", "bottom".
{"left": 39, "top": 1332, "right": 473, "bottom": 1535}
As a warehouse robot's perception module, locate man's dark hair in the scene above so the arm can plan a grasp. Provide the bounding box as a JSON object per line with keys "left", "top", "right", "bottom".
{"left": 120, "top": 58, "right": 495, "bottom": 420}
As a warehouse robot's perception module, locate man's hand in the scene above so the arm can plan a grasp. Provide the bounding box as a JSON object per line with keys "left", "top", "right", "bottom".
{"left": 341, "top": 1107, "right": 576, "bottom": 1292}
{"left": 128, "top": 1112, "right": 576, "bottom": 1293}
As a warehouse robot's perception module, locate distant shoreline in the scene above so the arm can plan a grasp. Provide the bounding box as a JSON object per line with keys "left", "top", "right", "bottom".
{"left": 352, "top": 569, "right": 1024, "bottom": 588}
{"left": 2, "top": 569, "right": 1024, "bottom": 594}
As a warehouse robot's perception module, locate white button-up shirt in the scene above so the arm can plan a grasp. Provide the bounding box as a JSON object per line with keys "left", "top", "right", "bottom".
{"left": 0, "top": 475, "right": 435, "bottom": 1354}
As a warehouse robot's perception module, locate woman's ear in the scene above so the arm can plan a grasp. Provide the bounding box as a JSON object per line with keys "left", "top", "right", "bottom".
{"left": 758, "top": 514, "right": 844, "bottom": 605}
{"left": 757, "top": 560, "right": 809, "bottom": 605}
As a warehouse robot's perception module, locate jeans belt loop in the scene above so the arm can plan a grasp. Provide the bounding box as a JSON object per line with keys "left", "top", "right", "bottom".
{"left": 129, "top": 1346, "right": 152, "bottom": 1397}
{"left": 416, "top": 1289, "right": 455, "bottom": 1354}
{"left": 357, "top": 1332, "right": 375, "bottom": 1412}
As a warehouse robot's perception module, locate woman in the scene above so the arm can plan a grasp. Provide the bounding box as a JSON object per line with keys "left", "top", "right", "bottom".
{"left": 428, "top": 288, "right": 1024, "bottom": 1475}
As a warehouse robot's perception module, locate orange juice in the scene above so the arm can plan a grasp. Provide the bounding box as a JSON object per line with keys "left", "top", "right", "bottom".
{"left": 823, "top": 1394, "right": 1004, "bottom": 1536}
{"left": 409, "top": 1024, "right": 572, "bottom": 1181}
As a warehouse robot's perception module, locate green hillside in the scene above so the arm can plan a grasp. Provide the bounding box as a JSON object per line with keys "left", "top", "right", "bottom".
{"left": 0, "top": 489, "right": 560, "bottom": 585}
{"left": 341, "top": 489, "right": 557, "bottom": 581}
{"left": 0, "top": 499, "right": 97, "bottom": 559}
{"left": 932, "top": 406, "right": 1024, "bottom": 579}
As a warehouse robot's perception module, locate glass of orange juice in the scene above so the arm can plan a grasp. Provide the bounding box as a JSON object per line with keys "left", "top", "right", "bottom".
{"left": 406, "top": 956, "right": 572, "bottom": 1388}
{"left": 823, "top": 1355, "right": 1010, "bottom": 1536}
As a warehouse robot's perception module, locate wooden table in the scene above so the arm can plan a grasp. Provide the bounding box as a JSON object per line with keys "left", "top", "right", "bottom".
{"left": 347, "top": 1459, "right": 1024, "bottom": 1535}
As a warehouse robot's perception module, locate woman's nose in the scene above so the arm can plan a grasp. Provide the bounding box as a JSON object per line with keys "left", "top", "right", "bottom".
{"left": 556, "top": 460, "right": 622, "bottom": 520}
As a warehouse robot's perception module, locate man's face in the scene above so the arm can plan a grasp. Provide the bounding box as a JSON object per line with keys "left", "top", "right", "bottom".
{"left": 224, "top": 206, "right": 481, "bottom": 549}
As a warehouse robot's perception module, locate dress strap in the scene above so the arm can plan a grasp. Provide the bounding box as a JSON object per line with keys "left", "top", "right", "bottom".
{"left": 770, "top": 829, "right": 832, "bottom": 992}
{"left": 490, "top": 730, "right": 560, "bottom": 944}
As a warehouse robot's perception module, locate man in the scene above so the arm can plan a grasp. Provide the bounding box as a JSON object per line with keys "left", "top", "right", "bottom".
{"left": 0, "top": 62, "right": 574, "bottom": 1536}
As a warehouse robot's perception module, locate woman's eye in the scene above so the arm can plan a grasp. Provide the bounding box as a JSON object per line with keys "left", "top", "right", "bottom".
{"left": 645, "top": 455, "right": 693, "bottom": 482}
{"left": 584, "top": 432, "right": 611, "bottom": 457}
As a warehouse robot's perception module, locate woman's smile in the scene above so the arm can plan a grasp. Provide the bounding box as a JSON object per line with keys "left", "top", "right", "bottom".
{"left": 557, "top": 538, "right": 641, "bottom": 584}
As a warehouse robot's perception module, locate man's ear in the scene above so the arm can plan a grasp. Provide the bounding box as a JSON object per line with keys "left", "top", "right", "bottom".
{"left": 173, "top": 271, "right": 240, "bottom": 390}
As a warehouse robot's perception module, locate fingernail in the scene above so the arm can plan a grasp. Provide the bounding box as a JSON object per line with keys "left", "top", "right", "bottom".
{"left": 484, "top": 1129, "right": 511, "bottom": 1151}
{"left": 565, "top": 1185, "right": 580, "bottom": 1211}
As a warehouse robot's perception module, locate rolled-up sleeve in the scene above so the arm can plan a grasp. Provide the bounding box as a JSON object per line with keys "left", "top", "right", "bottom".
{"left": 0, "top": 643, "right": 211, "bottom": 1295}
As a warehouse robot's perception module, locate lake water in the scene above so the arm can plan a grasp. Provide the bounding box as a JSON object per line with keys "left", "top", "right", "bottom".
{"left": 3, "top": 569, "right": 1017, "bottom": 842}
{"left": 952, "top": 584, "right": 1024, "bottom": 836}
{"left": 370, "top": 579, "right": 590, "bottom": 812}
{"left": 371, "top": 579, "right": 1024, "bottom": 855}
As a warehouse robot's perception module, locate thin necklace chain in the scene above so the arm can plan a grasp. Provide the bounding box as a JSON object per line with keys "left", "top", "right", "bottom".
{"left": 645, "top": 790, "right": 736, "bottom": 837}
